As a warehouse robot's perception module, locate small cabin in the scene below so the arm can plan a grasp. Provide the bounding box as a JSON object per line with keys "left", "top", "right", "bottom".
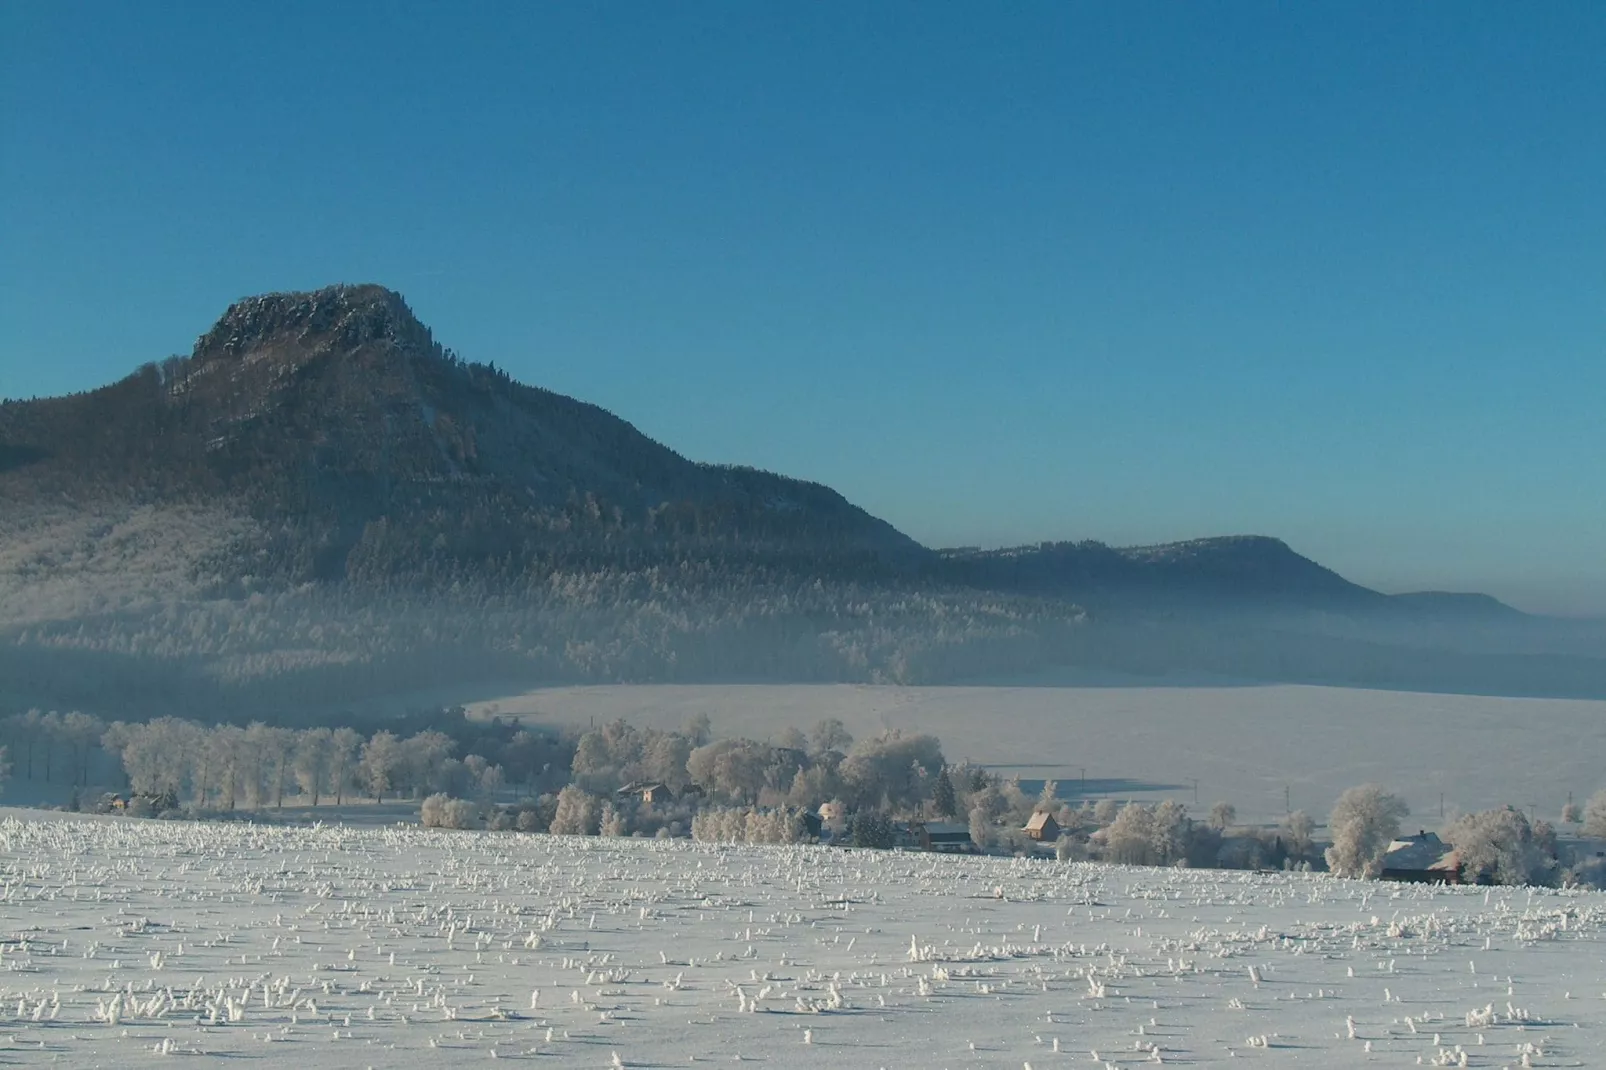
{"left": 1023, "top": 811, "right": 1060, "bottom": 842}
{"left": 1380, "top": 831, "right": 1462, "bottom": 884}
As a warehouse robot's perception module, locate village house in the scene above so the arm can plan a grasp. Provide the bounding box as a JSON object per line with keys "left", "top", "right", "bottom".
{"left": 1023, "top": 811, "right": 1060, "bottom": 842}
{"left": 1379, "top": 831, "right": 1462, "bottom": 884}
{"left": 912, "top": 821, "right": 975, "bottom": 853}
{"left": 616, "top": 781, "right": 675, "bottom": 805}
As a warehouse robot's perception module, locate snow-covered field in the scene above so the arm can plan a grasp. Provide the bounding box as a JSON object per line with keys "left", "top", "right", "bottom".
{"left": 467, "top": 683, "right": 1606, "bottom": 824}
{"left": 4, "top": 811, "right": 1605, "bottom": 1068}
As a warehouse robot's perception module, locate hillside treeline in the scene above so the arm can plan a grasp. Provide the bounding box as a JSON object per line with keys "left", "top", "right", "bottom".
{"left": 1, "top": 571, "right": 1086, "bottom": 716}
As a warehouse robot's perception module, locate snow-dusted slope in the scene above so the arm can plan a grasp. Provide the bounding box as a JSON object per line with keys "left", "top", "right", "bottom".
{"left": 3, "top": 811, "right": 1604, "bottom": 1067}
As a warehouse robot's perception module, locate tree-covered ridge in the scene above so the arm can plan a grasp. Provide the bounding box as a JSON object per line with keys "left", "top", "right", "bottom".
{"left": 0, "top": 284, "right": 925, "bottom": 590}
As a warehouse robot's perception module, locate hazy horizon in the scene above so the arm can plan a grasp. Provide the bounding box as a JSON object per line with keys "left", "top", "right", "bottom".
{"left": 3, "top": 4, "right": 1602, "bottom": 614}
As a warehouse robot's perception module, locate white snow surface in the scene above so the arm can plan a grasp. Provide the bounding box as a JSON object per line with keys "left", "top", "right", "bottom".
{"left": 467, "top": 683, "right": 1606, "bottom": 823}
{"left": 4, "top": 811, "right": 1605, "bottom": 1068}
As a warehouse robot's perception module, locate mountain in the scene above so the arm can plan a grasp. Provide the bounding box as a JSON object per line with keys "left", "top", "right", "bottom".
{"left": 0, "top": 285, "right": 1595, "bottom": 713}
{"left": 940, "top": 536, "right": 1390, "bottom": 616}
{"left": 0, "top": 284, "right": 922, "bottom": 588}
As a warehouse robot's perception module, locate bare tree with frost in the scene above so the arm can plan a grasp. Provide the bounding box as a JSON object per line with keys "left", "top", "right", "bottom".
{"left": 1325, "top": 784, "right": 1408, "bottom": 878}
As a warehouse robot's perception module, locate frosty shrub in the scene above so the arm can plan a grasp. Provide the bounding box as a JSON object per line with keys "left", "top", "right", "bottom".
{"left": 690, "top": 806, "right": 808, "bottom": 844}
{"left": 441, "top": 797, "right": 479, "bottom": 830}
{"left": 1560, "top": 801, "right": 1583, "bottom": 825}
{"left": 1582, "top": 789, "right": 1606, "bottom": 838}
{"left": 549, "top": 784, "right": 603, "bottom": 835}
{"left": 1054, "top": 836, "right": 1086, "bottom": 862}
{"left": 1324, "top": 784, "right": 1408, "bottom": 878}
{"left": 1280, "top": 810, "right": 1316, "bottom": 858}
{"left": 1092, "top": 798, "right": 1121, "bottom": 826}
{"left": 1207, "top": 801, "right": 1236, "bottom": 832}
{"left": 600, "top": 802, "right": 628, "bottom": 837}
{"left": 968, "top": 806, "right": 993, "bottom": 850}
{"left": 420, "top": 793, "right": 450, "bottom": 827}
{"left": 1445, "top": 807, "right": 1557, "bottom": 886}
{"left": 515, "top": 807, "right": 545, "bottom": 833}
{"left": 420, "top": 793, "right": 479, "bottom": 829}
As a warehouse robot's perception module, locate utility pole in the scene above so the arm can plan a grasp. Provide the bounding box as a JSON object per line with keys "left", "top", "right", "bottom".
{"left": 1191, "top": 778, "right": 1199, "bottom": 806}
{"left": 1439, "top": 792, "right": 1444, "bottom": 820}
{"left": 1284, "top": 785, "right": 1290, "bottom": 814}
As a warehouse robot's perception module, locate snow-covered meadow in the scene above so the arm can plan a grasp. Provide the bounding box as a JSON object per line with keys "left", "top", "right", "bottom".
{"left": 467, "top": 683, "right": 1606, "bottom": 824}
{"left": 3, "top": 811, "right": 1605, "bottom": 1068}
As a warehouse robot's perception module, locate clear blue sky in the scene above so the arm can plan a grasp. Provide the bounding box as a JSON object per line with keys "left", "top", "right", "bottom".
{"left": 3, "top": 3, "right": 1603, "bottom": 614}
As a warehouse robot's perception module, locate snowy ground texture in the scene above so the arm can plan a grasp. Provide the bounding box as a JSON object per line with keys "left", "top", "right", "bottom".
{"left": 4, "top": 812, "right": 1606, "bottom": 1068}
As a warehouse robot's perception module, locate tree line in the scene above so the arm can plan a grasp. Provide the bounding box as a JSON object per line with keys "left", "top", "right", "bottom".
{"left": 4, "top": 705, "right": 1604, "bottom": 889}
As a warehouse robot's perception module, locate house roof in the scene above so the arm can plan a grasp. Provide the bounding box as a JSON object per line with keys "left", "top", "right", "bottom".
{"left": 1024, "top": 812, "right": 1057, "bottom": 832}
{"left": 921, "top": 822, "right": 971, "bottom": 839}
{"left": 1384, "top": 832, "right": 1456, "bottom": 872}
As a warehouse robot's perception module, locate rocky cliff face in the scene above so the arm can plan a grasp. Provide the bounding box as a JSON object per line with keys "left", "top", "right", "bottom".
{"left": 191, "top": 285, "right": 432, "bottom": 366}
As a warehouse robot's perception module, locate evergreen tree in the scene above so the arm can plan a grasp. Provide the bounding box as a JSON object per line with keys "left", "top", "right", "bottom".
{"left": 932, "top": 765, "right": 957, "bottom": 818}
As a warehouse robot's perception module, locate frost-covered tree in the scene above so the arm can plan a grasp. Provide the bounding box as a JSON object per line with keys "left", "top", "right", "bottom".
{"left": 207, "top": 725, "right": 247, "bottom": 809}
{"left": 102, "top": 718, "right": 192, "bottom": 800}
{"left": 968, "top": 805, "right": 994, "bottom": 850}
{"left": 550, "top": 784, "right": 602, "bottom": 835}
{"left": 687, "top": 738, "right": 776, "bottom": 803}
{"left": 359, "top": 730, "right": 404, "bottom": 802}
{"left": 1445, "top": 807, "right": 1557, "bottom": 886}
{"left": 775, "top": 726, "right": 808, "bottom": 753}
{"left": 1151, "top": 800, "right": 1192, "bottom": 864}
{"left": 1582, "top": 789, "right": 1606, "bottom": 838}
{"left": 684, "top": 713, "right": 712, "bottom": 747}
{"left": 1561, "top": 800, "right": 1583, "bottom": 825}
{"left": 328, "top": 727, "right": 362, "bottom": 805}
{"left": 1104, "top": 803, "right": 1159, "bottom": 866}
{"left": 838, "top": 731, "right": 944, "bottom": 812}
{"left": 5, "top": 711, "right": 42, "bottom": 780}
{"left": 1281, "top": 809, "right": 1316, "bottom": 858}
{"left": 400, "top": 731, "right": 455, "bottom": 798}
{"left": 250, "top": 723, "right": 296, "bottom": 808}
{"left": 641, "top": 732, "right": 692, "bottom": 789}
{"left": 1324, "top": 784, "right": 1408, "bottom": 878}
{"left": 809, "top": 718, "right": 853, "bottom": 757}
{"left": 293, "top": 728, "right": 332, "bottom": 805}
{"left": 599, "top": 801, "right": 628, "bottom": 837}
{"left": 60, "top": 712, "right": 104, "bottom": 787}
{"left": 1207, "top": 801, "right": 1237, "bottom": 832}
